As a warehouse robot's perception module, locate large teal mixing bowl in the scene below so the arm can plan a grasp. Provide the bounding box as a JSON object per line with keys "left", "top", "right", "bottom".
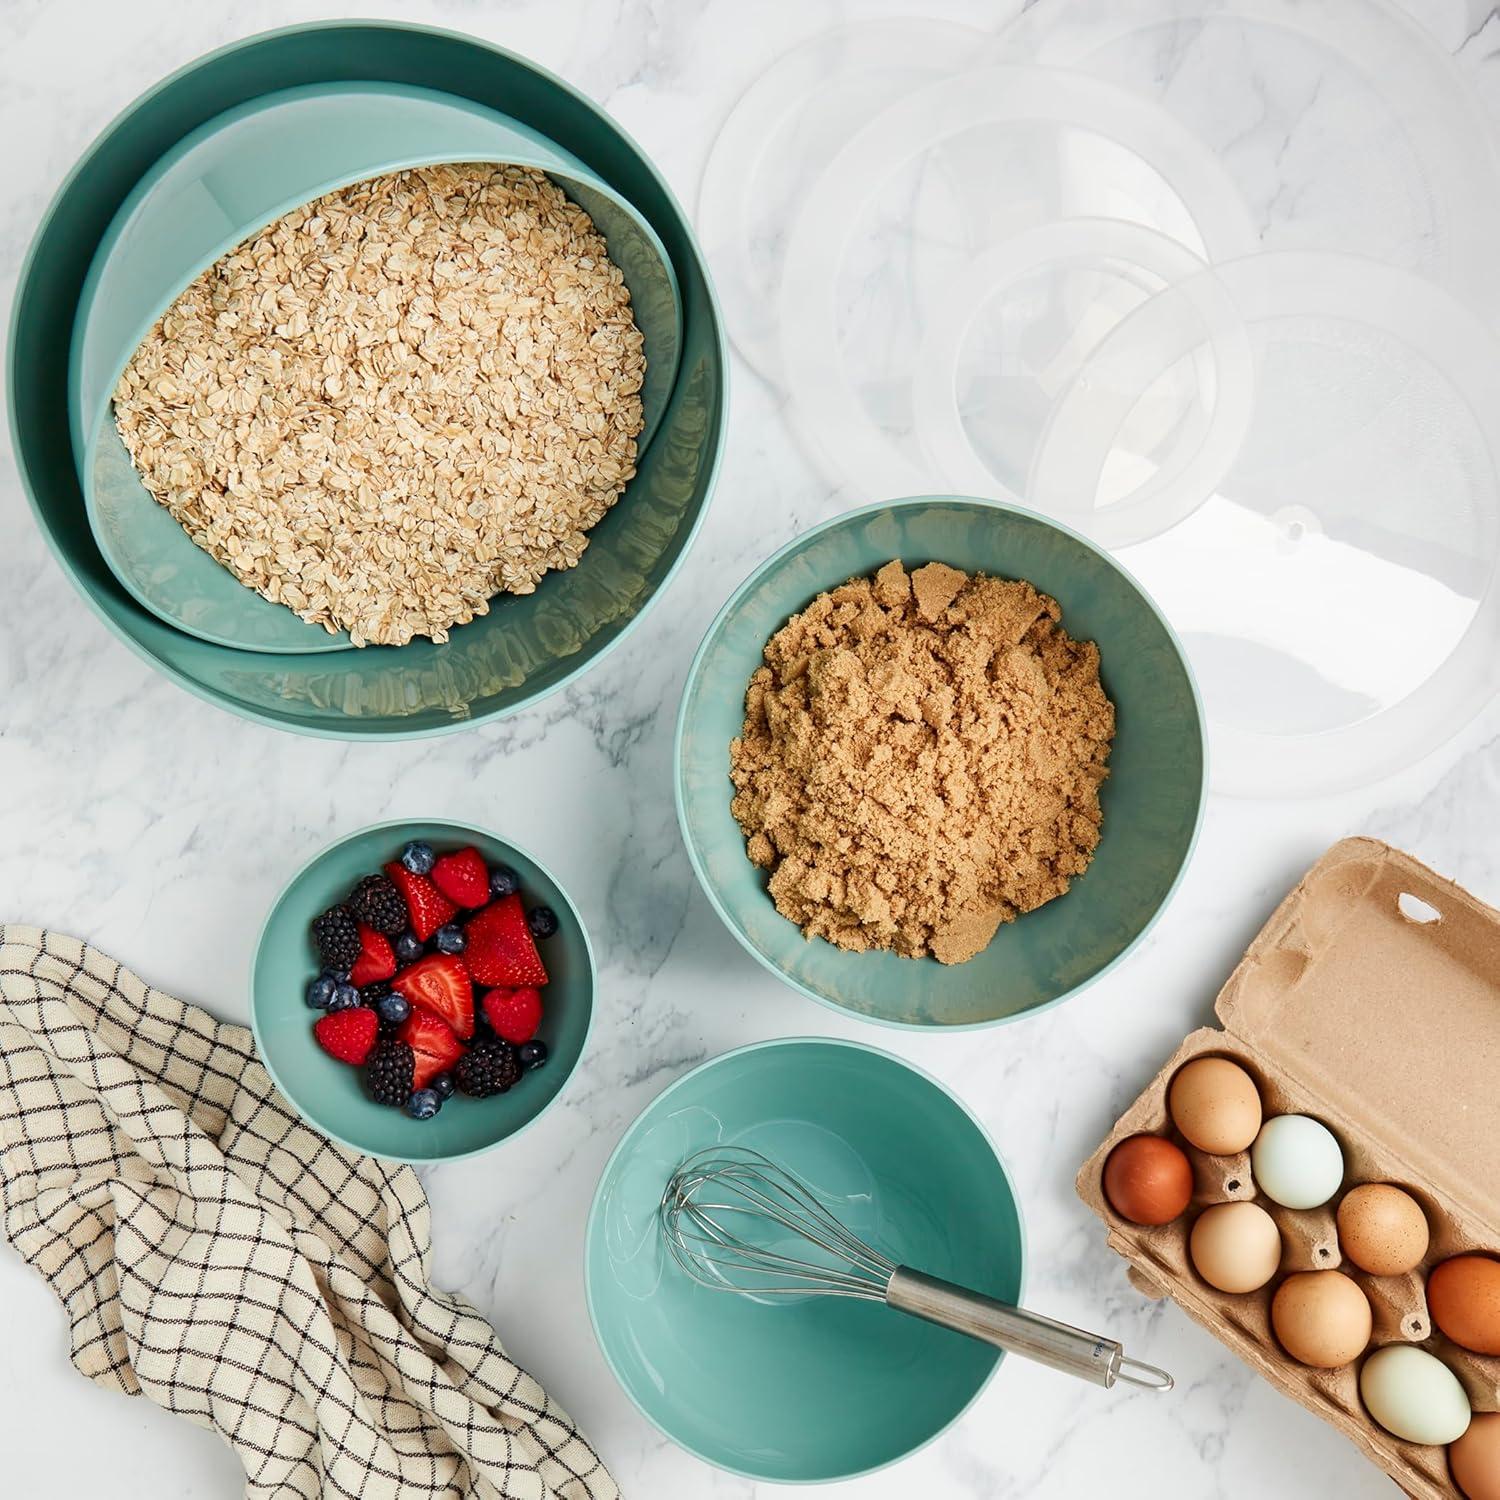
{"left": 9, "top": 22, "right": 725, "bottom": 736}
{"left": 676, "top": 497, "right": 1206, "bottom": 1028}
{"left": 585, "top": 1038, "right": 1025, "bottom": 1482}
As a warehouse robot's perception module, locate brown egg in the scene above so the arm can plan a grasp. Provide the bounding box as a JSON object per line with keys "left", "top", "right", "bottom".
{"left": 1103, "top": 1135, "right": 1193, "bottom": 1225}
{"left": 1271, "top": 1271, "right": 1373, "bottom": 1367}
{"left": 1451, "top": 1411, "right": 1500, "bottom": 1500}
{"left": 1168, "top": 1056, "right": 1263, "bottom": 1155}
{"left": 1337, "top": 1184, "right": 1430, "bottom": 1276}
{"left": 1190, "top": 1202, "right": 1282, "bottom": 1293}
{"left": 1429, "top": 1256, "right": 1500, "bottom": 1355}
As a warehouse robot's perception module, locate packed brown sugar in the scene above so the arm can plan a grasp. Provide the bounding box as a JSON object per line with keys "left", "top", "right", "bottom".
{"left": 729, "top": 560, "right": 1115, "bottom": 964}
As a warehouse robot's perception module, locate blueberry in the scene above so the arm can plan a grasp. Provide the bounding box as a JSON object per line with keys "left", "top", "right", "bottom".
{"left": 489, "top": 864, "right": 519, "bottom": 898}
{"left": 518, "top": 1040, "right": 549, "bottom": 1070}
{"left": 329, "top": 983, "right": 362, "bottom": 1012}
{"left": 323, "top": 967, "right": 351, "bottom": 985}
{"left": 405, "top": 1088, "right": 440, "bottom": 1120}
{"left": 306, "top": 975, "right": 337, "bottom": 1010}
{"left": 376, "top": 992, "right": 411, "bottom": 1026}
{"left": 394, "top": 930, "right": 423, "bottom": 965}
{"left": 434, "top": 924, "right": 467, "bottom": 955}
{"left": 430, "top": 1072, "right": 456, "bottom": 1100}
{"left": 401, "top": 841, "right": 436, "bottom": 875}
{"left": 526, "top": 905, "right": 559, "bottom": 939}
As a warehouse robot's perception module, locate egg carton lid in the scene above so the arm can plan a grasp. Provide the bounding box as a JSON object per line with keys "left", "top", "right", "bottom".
{"left": 1213, "top": 838, "right": 1500, "bottom": 1232}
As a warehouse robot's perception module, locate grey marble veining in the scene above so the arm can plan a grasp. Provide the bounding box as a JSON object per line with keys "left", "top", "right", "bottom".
{"left": 5, "top": 1, "right": 1499, "bottom": 1495}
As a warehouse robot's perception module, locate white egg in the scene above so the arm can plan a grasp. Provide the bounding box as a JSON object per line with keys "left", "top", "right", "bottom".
{"left": 1359, "top": 1345, "right": 1472, "bottom": 1445}
{"left": 1250, "top": 1114, "right": 1344, "bottom": 1209}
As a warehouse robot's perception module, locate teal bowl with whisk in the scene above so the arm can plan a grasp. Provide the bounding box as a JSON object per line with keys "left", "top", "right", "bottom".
{"left": 584, "top": 1037, "right": 1026, "bottom": 1482}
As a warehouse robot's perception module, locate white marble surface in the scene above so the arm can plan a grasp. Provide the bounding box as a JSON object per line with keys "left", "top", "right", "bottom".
{"left": 5, "top": 1, "right": 1500, "bottom": 1495}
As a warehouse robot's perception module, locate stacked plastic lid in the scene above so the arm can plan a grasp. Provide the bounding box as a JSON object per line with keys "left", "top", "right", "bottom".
{"left": 699, "top": 1, "right": 1500, "bottom": 796}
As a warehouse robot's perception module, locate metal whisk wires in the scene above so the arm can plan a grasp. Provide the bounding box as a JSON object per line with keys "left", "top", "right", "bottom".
{"left": 661, "top": 1146, "right": 895, "bottom": 1300}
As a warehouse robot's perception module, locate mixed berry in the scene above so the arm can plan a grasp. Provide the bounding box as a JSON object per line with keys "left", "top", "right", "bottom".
{"left": 306, "top": 840, "right": 559, "bottom": 1121}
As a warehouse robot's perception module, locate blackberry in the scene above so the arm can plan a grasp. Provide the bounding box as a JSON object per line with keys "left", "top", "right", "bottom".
{"left": 366, "top": 1040, "right": 414, "bottom": 1106}
{"left": 348, "top": 874, "right": 408, "bottom": 937}
{"left": 455, "top": 1037, "right": 522, "bottom": 1098}
{"left": 361, "top": 979, "right": 393, "bottom": 1004}
{"left": 312, "top": 905, "right": 361, "bottom": 972}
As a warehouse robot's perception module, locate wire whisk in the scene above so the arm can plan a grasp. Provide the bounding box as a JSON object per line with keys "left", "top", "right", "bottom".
{"left": 662, "top": 1146, "right": 1172, "bottom": 1393}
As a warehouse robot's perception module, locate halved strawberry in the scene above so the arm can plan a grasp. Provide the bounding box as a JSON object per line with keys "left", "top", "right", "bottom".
{"left": 431, "top": 846, "right": 490, "bottom": 909}
{"left": 464, "top": 893, "right": 549, "bottom": 987}
{"left": 392, "top": 954, "right": 474, "bottom": 1039}
{"left": 313, "top": 1006, "right": 379, "bottom": 1065}
{"left": 384, "top": 861, "right": 456, "bottom": 942}
{"left": 398, "top": 1006, "right": 465, "bottom": 1090}
{"left": 349, "top": 925, "right": 396, "bottom": 987}
{"left": 482, "top": 986, "right": 543, "bottom": 1044}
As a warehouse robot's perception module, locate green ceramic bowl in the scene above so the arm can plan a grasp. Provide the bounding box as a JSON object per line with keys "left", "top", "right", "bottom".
{"left": 676, "top": 496, "right": 1206, "bottom": 1028}
{"left": 71, "top": 80, "right": 683, "bottom": 655}
{"left": 584, "top": 1038, "right": 1024, "bottom": 1483}
{"left": 10, "top": 21, "right": 725, "bottom": 735}
{"left": 252, "top": 819, "right": 591, "bottom": 1163}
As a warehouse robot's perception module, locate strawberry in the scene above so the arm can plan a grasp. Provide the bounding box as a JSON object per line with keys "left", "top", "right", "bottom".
{"left": 348, "top": 925, "right": 396, "bottom": 987}
{"left": 431, "top": 846, "right": 490, "bottom": 909}
{"left": 384, "top": 861, "right": 456, "bottom": 942}
{"left": 399, "top": 1006, "right": 465, "bottom": 1090}
{"left": 313, "top": 1006, "right": 379, "bottom": 1065}
{"left": 392, "top": 953, "right": 474, "bottom": 1040}
{"left": 464, "top": 894, "right": 549, "bottom": 988}
{"left": 482, "top": 986, "right": 543, "bottom": 1044}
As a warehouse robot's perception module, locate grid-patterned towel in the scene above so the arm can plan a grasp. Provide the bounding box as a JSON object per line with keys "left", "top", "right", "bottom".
{"left": 0, "top": 927, "right": 619, "bottom": 1500}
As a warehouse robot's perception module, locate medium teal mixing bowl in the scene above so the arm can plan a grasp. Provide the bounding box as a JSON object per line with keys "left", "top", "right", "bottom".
{"left": 71, "top": 80, "right": 683, "bottom": 655}
{"left": 585, "top": 1038, "right": 1024, "bottom": 1482}
{"left": 10, "top": 21, "right": 725, "bottom": 736}
{"left": 676, "top": 497, "right": 1206, "bottom": 1028}
{"left": 252, "top": 819, "right": 592, "bottom": 1163}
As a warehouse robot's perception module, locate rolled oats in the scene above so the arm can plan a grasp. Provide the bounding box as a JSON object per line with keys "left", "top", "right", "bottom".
{"left": 113, "top": 164, "right": 646, "bottom": 646}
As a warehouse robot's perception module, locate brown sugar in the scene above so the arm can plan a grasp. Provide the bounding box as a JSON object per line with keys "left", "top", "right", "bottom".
{"left": 728, "top": 560, "right": 1115, "bottom": 964}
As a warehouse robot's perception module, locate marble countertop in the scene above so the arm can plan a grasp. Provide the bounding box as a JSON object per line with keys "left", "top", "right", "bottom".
{"left": 5, "top": 1, "right": 1500, "bottom": 1495}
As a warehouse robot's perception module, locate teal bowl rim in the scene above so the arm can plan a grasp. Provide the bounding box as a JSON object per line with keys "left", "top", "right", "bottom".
{"left": 582, "top": 1034, "right": 1030, "bottom": 1485}
{"left": 249, "top": 816, "right": 595, "bottom": 1164}
{"left": 7, "top": 18, "right": 728, "bottom": 741}
{"left": 672, "top": 494, "right": 1210, "bottom": 1032}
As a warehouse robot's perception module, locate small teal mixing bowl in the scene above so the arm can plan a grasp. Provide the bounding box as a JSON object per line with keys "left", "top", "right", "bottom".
{"left": 676, "top": 496, "right": 1206, "bottom": 1028}
{"left": 252, "top": 819, "right": 592, "bottom": 1163}
{"left": 9, "top": 21, "right": 726, "bottom": 736}
{"left": 585, "top": 1038, "right": 1024, "bottom": 1482}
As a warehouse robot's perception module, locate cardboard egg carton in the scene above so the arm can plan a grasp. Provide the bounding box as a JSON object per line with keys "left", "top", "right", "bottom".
{"left": 1078, "top": 839, "right": 1500, "bottom": 1499}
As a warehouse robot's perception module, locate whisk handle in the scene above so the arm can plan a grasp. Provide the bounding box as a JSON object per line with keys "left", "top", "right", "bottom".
{"left": 886, "top": 1268, "right": 1170, "bottom": 1391}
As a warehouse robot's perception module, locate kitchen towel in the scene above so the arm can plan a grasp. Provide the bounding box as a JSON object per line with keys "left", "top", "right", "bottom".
{"left": 0, "top": 927, "right": 619, "bottom": 1500}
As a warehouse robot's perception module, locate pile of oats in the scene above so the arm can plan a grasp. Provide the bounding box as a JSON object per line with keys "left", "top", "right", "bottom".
{"left": 112, "top": 164, "right": 646, "bottom": 646}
